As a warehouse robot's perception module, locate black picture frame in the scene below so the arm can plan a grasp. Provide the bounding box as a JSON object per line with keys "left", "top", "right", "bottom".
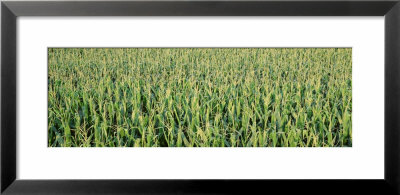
{"left": 1, "top": 0, "right": 399, "bottom": 194}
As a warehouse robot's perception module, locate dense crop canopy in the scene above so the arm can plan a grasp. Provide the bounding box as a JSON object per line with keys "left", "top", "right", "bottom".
{"left": 48, "top": 48, "right": 352, "bottom": 147}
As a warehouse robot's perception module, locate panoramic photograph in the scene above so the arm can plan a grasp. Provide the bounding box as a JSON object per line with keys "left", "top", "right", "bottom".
{"left": 48, "top": 48, "right": 352, "bottom": 147}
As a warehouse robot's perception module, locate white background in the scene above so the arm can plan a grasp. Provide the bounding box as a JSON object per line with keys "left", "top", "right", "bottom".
{"left": 17, "top": 17, "right": 384, "bottom": 179}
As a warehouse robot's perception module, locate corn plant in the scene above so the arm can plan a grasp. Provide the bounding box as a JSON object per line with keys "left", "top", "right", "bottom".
{"left": 48, "top": 48, "right": 352, "bottom": 147}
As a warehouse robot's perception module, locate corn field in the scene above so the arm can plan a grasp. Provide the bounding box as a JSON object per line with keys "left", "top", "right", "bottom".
{"left": 48, "top": 48, "right": 352, "bottom": 147}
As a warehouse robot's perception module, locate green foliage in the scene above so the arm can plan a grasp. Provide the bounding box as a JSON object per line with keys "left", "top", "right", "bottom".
{"left": 48, "top": 48, "right": 352, "bottom": 147}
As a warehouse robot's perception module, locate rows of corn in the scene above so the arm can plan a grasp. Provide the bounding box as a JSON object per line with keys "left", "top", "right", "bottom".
{"left": 48, "top": 48, "right": 352, "bottom": 147}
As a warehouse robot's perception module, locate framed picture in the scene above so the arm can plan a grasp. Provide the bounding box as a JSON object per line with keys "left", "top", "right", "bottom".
{"left": 1, "top": 0, "right": 399, "bottom": 194}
